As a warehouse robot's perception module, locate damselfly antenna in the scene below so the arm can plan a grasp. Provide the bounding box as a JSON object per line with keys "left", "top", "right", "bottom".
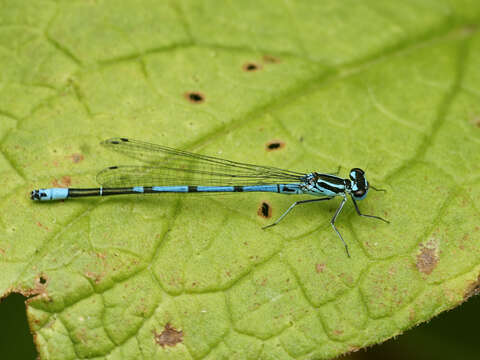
{"left": 370, "top": 185, "right": 387, "bottom": 192}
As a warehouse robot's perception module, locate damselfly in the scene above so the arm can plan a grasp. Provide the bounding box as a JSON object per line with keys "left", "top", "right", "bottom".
{"left": 31, "top": 138, "right": 389, "bottom": 256}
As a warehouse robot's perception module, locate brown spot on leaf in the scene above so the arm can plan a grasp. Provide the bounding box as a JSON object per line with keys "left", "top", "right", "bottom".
{"left": 70, "top": 153, "right": 84, "bottom": 163}
{"left": 185, "top": 91, "right": 205, "bottom": 104}
{"left": 52, "top": 176, "right": 71, "bottom": 188}
{"left": 85, "top": 271, "right": 104, "bottom": 284}
{"left": 471, "top": 115, "right": 480, "bottom": 128}
{"left": 154, "top": 323, "right": 183, "bottom": 348}
{"left": 265, "top": 140, "right": 285, "bottom": 151}
{"left": 464, "top": 273, "right": 480, "bottom": 300}
{"left": 36, "top": 222, "right": 49, "bottom": 231}
{"left": 315, "top": 263, "right": 326, "bottom": 273}
{"left": 262, "top": 55, "right": 281, "bottom": 63}
{"left": 409, "top": 308, "right": 416, "bottom": 321}
{"left": 257, "top": 201, "right": 272, "bottom": 218}
{"left": 416, "top": 242, "right": 438, "bottom": 275}
{"left": 242, "top": 62, "right": 262, "bottom": 72}
{"left": 461, "top": 24, "right": 478, "bottom": 35}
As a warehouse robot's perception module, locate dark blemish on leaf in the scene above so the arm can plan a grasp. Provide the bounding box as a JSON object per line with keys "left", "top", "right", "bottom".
{"left": 185, "top": 92, "right": 205, "bottom": 104}
{"left": 257, "top": 202, "right": 272, "bottom": 218}
{"left": 416, "top": 242, "right": 438, "bottom": 275}
{"left": 38, "top": 275, "right": 48, "bottom": 285}
{"left": 70, "top": 153, "right": 84, "bottom": 163}
{"left": 464, "top": 273, "right": 480, "bottom": 300}
{"left": 242, "top": 62, "right": 262, "bottom": 72}
{"left": 266, "top": 140, "right": 285, "bottom": 151}
{"left": 262, "top": 55, "right": 281, "bottom": 63}
{"left": 154, "top": 323, "right": 184, "bottom": 348}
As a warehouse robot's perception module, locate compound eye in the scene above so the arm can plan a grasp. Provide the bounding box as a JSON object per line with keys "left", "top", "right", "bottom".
{"left": 354, "top": 189, "right": 366, "bottom": 198}
{"left": 350, "top": 168, "right": 365, "bottom": 180}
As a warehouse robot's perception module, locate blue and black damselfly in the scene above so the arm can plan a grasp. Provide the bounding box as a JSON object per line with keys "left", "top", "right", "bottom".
{"left": 31, "top": 137, "right": 389, "bottom": 257}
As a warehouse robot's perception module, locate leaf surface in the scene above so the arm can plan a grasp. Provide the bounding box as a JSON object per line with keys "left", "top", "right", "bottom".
{"left": 1, "top": 1, "right": 480, "bottom": 359}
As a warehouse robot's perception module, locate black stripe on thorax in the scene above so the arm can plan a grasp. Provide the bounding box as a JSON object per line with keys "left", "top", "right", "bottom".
{"left": 188, "top": 186, "right": 198, "bottom": 192}
{"left": 281, "top": 185, "right": 298, "bottom": 193}
{"left": 316, "top": 174, "right": 345, "bottom": 185}
{"left": 317, "top": 181, "right": 344, "bottom": 194}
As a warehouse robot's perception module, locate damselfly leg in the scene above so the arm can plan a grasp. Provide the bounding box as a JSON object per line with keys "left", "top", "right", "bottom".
{"left": 351, "top": 197, "right": 389, "bottom": 223}
{"left": 264, "top": 195, "right": 352, "bottom": 257}
{"left": 330, "top": 195, "right": 350, "bottom": 257}
{"left": 262, "top": 197, "right": 333, "bottom": 230}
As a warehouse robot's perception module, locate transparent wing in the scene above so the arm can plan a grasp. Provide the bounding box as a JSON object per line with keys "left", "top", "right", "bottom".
{"left": 97, "top": 165, "right": 305, "bottom": 187}
{"left": 97, "top": 137, "right": 305, "bottom": 187}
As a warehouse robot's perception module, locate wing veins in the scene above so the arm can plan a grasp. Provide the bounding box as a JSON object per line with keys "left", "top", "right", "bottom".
{"left": 101, "top": 137, "right": 305, "bottom": 179}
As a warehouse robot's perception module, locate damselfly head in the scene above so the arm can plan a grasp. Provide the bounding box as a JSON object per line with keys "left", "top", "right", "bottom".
{"left": 349, "top": 168, "right": 368, "bottom": 200}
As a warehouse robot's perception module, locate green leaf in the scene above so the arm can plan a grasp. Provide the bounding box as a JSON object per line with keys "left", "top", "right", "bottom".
{"left": 1, "top": 1, "right": 480, "bottom": 359}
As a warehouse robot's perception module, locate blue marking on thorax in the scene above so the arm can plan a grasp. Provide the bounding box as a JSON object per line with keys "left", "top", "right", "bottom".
{"left": 197, "top": 186, "right": 234, "bottom": 192}
{"left": 39, "top": 188, "right": 69, "bottom": 201}
{"left": 132, "top": 186, "right": 144, "bottom": 193}
{"left": 302, "top": 184, "right": 335, "bottom": 196}
{"left": 350, "top": 181, "right": 359, "bottom": 192}
{"left": 152, "top": 186, "right": 188, "bottom": 192}
{"left": 307, "top": 177, "right": 345, "bottom": 197}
